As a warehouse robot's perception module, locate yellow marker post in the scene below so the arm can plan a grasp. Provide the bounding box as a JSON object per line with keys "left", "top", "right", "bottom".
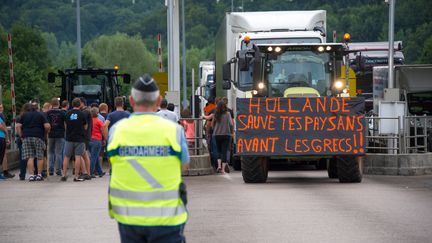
{"left": 152, "top": 72, "right": 169, "bottom": 97}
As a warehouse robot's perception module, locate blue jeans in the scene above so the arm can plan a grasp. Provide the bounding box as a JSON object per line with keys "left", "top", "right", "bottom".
{"left": 210, "top": 136, "right": 219, "bottom": 169}
{"left": 89, "top": 139, "right": 103, "bottom": 175}
{"left": 48, "top": 138, "right": 65, "bottom": 173}
{"left": 118, "top": 223, "right": 186, "bottom": 243}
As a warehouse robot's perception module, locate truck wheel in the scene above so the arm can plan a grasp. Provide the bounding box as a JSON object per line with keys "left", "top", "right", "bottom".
{"left": 316, "top": 158, "right": 327, "bottom": 170}
{"left": 327, "top": 158, "right": 338, "bottom": 179}
{"left": 241, "top": 157, "right": 268, "bottom": 183}
{"left": 336, "top": 156, "right": 363, "bottom": 183}
{"left": 232, "top": 156, "right": 242, "bottom": 171}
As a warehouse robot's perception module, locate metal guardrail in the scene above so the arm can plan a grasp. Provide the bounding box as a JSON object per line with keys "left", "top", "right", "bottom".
{"left": 404, "top": 116, "right": 432, "bottom": 153}
{"left": 179, "top": 118, "right": 206, "bottom": 156}
{"left": 365, "top": 116, "right": 402, "bottom": 154}
{"left": 365, "top": 115, "right": 432, "bottom": 154}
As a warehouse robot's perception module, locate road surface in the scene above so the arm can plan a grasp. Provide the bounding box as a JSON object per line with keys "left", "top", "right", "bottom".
{"left": 1, "top": 168, "right": 432, "bottom": 243}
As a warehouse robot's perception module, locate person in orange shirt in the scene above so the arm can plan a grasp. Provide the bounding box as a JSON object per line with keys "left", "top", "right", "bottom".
{"left": 203, "top": 96, "right": 216, "bottom": 116}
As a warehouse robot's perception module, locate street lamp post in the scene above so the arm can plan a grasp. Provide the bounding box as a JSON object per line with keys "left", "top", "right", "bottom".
{"left": 72, "top": 0, "right": 82, "bottom": 68}
{"left": 166, "top": 0, "right": 181, "bottom": 111}
{"left": 181, "top": 0, "right": 188, "bottom": 109}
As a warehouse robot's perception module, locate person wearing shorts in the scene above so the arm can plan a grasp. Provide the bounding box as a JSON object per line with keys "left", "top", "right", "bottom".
{"left": 16, "top": 104, "right": 50, "bottom": 181}
{"left": 62, "top": 98, "right": 88, "bottom": 182}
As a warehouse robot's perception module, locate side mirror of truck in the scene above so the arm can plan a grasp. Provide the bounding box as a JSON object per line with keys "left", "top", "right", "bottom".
{"left": 48, "top": 72, "right": 56, "bottom": 83}
{"left": 335, "top": 60, "right": 343, "bottom": 78}
{"left": 355, "top": 55, "right": 365, "bottom": 70}
{"left": 237, "top": 50, "right": 249, "bottom": 71}
{"left": 222, "top": 62, "right": 231, "bottom": 81}
{"left": 222, "top": 63, "right": 232, "bottom": 90}
{"left": 223, "top": 80, "right": 231, "bottom": 90}
{"left": 123, "top": 74, "right": 131, "bottom": 84}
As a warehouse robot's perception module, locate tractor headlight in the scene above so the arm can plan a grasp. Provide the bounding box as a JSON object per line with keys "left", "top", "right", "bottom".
{"left": 334, "top": 80, "right": 344, "bottom": 90}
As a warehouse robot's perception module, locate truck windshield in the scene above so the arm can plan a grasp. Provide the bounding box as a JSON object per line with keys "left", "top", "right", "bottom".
{"left": 238, "top": 38, "right": 321, "bottom": 90}
{"left": 266, "top": 50, "right": 331, "bottom": 97}
{"left": 407, "top": 92, "right": 432, "bottom": 115}
{"left": 68, "top": 74, "right": 106, "bottom": 96}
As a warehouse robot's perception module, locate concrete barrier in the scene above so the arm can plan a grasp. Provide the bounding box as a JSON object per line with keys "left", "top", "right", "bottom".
{"left": 4, "top": 149, "right": 215, "bottom": 177}
{"left": 0, "top": 149, "right": 20, "bottom": 172}
{"left": 182, "top": 153, "right": 213, "bottom": 176}
{"left": 364, "top": 153, "right": 432, "bottom": 176}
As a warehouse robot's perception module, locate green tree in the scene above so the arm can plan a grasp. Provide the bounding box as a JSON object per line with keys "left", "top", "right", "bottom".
{"left": 57, "top": 41, "right": 77, "bottom": 69}
{"left": 83, "top": 32, "right": 158, "bottom": 95}
{"left": 419, "top": 35, "right": 432, "bottom": 63}
{"left": 0, "top": 24, "right": 56, "bottom": 122}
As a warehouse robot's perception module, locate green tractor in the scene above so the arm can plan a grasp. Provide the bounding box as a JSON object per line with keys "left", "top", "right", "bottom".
{"left": 48, "top": 67, "right": 130, "bottom": 109}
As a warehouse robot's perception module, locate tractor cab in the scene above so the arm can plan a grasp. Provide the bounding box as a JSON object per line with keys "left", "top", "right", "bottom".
{"left": 48, "top": 67, "right": 130, "bottom": 109}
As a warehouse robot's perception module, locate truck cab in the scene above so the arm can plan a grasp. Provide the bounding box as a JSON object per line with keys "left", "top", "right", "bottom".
{"left": 196, "top": 61, "right": 216, "bottom": 116}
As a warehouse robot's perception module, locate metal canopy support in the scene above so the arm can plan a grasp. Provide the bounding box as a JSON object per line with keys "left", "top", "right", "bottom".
{"left": 181, "top": 0, "right": 188, "bottom": 109}
{"left": 166, "top": 0, "right": 181, "bottom": 111}
{"left": 387, "top": 0, "right": 395, "bottom": 88}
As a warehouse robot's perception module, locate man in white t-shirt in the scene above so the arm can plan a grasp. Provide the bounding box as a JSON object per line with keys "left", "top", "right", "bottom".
{"left": 157, "top": 98, "right": 178, "bottom": 123}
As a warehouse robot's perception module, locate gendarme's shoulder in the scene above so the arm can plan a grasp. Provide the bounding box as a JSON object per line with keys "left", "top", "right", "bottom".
{"left": 155, "top": 115, "right": 179, "bottom": 127}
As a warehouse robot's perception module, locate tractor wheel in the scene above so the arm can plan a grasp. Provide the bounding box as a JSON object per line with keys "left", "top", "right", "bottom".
{"left": 336, "top": 156, "right": 363, "bottom": 183}
{"left": 327, "top": 158, "right": 338, "bottom": 179}
{"left": 241, "top": 157, "right": 269, "bottom": 183}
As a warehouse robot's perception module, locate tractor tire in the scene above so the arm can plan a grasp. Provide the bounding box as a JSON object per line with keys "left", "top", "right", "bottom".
{"left": 336, "top": 156, "right": 363, "bottom": 183}
{"left": 316, "top": 158, "right": 327, "bottom": 170}
{"left": 232, "top": 156, "right": 242, "bottom": 171}
{"left": 241, "top": 156, "right": 269, "bottom": 183}
{"left": 327, "top": 158, "right": 338, "bottom": 179}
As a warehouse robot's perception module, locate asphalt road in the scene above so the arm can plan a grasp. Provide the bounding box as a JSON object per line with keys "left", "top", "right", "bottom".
{"left": 1, "top": 167, "right": 432, "bottom": 243}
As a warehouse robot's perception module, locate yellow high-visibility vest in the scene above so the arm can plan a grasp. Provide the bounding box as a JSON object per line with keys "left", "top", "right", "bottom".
{"left": 107, "top": 113, "right": 187, "bottom": 226}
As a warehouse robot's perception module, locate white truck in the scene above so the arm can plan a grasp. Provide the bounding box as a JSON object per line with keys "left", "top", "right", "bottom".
{"left": 216, "top": 11, "right": 328, "bottom": 110}
{"left": 215, "top": 11, "right": 364, "bottom": 183}
{"left": 195, "top": 61, "right": 215, "bottom": 116}
{"left": 348, "top": 41, "right": 404, "bottom": 111}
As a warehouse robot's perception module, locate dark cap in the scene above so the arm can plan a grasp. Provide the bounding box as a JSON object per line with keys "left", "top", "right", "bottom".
{"left": 131, "top": 74, "right": 160, "bottom": 102}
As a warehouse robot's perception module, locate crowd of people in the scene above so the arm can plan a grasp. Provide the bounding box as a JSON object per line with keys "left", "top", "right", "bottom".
{"left": 0, "top": 96, "right": 131, "bottom": 182}
{"left": 0, "top": 92, "right": 234, "bottom": 181}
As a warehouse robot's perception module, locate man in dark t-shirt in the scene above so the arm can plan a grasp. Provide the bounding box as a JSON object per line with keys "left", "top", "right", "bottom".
{"left": 46, "top": 98, "right": 66, "bottom": 176}
{"left": 104, "top": 97, "right": 130, "bottom": 132}
{"left": 16, "top": 107, "right": 50, "bottom": 181}
{"left": 62, "top": 98, "right": 88, "bottom": 182}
